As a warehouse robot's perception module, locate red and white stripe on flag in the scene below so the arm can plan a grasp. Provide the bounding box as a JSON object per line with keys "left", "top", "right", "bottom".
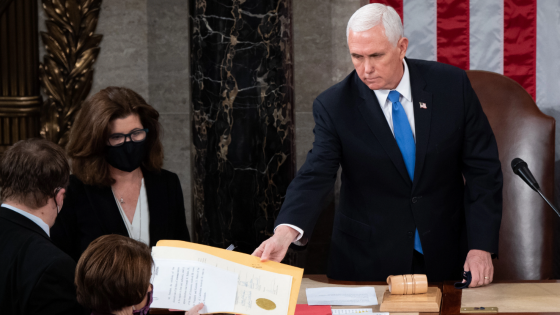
{"left": 369, "top": 0, "right": 560, "bottom": 104}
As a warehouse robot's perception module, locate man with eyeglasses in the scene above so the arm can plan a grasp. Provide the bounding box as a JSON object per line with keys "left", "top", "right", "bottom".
{"left": 0, "top": 138, "right": 84, "bottom": 314}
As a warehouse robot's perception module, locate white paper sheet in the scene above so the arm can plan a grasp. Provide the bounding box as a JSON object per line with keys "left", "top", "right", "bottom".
{"left": 151, "top": 259, "right": 238, "bottom": 313}
{"left": 306, "top": 287, "right": 378, "bottom": 306}
{"left": 152, "top": 246, "right": 293, "bottom": 315}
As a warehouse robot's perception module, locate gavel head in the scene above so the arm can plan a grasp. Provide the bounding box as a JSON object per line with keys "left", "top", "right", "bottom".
{"left": 387, "top": 274, "right": 428, "bottom": 295}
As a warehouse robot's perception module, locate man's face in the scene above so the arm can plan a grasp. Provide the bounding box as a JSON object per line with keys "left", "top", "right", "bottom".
{"left": 348, "top": 24, "right": 408, "bottom": 90}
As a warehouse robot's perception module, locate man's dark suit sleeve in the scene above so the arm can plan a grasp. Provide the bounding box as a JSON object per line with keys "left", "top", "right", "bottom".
{"left": 27, "top": 255, "right": 85, "bottom": 315}
{"left": 275, "top": 98, "right": 342, "bottom": 238}
{"left": 461, "top": 71, "right": 503, "bottom": 255}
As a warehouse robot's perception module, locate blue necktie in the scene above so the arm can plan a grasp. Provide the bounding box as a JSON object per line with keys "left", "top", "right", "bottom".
{"left": 387, "top": 90, "right": 423, "bottom": 254}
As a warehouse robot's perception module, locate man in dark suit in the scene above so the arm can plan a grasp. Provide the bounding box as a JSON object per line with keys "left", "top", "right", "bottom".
{"left": 0, "top": 139, "right": 84, "bottom": 314}
{"left": 253, "top": 3, "right": 502, "bottom": 287}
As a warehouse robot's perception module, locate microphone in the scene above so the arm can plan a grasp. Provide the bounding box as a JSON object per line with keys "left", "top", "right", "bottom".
{"left": 511, "top": 158, "right": 560, "bottom": 218}
{"left": 511, "top": 158, "right": 540, "bottom": 191}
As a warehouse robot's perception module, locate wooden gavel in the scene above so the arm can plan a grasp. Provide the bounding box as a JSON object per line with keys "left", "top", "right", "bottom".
{"left": 386, "top": 274, "right": 428, "bottom": 295}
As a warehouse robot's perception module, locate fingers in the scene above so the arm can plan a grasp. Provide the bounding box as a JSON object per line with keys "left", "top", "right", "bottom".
{"left": 251, "top": 243, "right": 265, "bottom": 257}
{"left": 469, "top": 261, "right": 487, "bottom": 288}
{"left": 253, "top": 234, "right": 291, "bottom": 263}
{"left": 185, "top": 303, "right": 205, "bottom": 315}
{"left": 261, "top": 242, "right": 274, "bottom": 262}
{"left": 465, "top": 250, "right": 493, "bottom": 288}
{"left": 479, "top": 255, "right": 493, "bottom": 287}
{"left": 482, "top": 265, "right": 490, "bottom": 286}
{"left": 469, "top": 266, "right": 481, "bottom": 288}
{"left": 484, "top": 263, "right": 494, "bottom": 286}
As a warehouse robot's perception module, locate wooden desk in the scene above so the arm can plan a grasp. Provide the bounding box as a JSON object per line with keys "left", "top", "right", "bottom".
{"left": 302, "top": 276, "right": 560, "bottom": 315}
{"left": 442, "top": 280, "right": 560, "bottom": 315}
{"left": 151, "top": 276, "right": 560, "bottom": 315}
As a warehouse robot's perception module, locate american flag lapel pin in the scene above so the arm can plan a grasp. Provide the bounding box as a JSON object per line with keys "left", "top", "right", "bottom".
{"left": 419, "top": 102, "right": 427, "bottom": 109}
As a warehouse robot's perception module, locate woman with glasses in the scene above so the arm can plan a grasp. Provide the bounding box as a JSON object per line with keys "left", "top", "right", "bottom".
{"left": 51, "top": 86, "right": 191, "bottom": 262}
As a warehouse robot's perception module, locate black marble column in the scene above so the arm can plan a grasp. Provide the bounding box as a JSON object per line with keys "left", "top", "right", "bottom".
{"left": 191, "top": 0, "right": 295, "bottom": 257}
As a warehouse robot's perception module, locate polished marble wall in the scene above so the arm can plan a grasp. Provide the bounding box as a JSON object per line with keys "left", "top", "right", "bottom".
{"left": 191, "top": 0, "right": 295, "bottom": 254}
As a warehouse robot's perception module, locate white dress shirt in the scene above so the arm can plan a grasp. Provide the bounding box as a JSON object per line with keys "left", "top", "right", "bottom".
{"left": 2, "top": 203, "right": 51, "bottom": 236}
{"left": 113, "top": 179, "right": 151, "bottom": 245}
{"left": 277, "top": 60, "right": 415, "bottom": 246}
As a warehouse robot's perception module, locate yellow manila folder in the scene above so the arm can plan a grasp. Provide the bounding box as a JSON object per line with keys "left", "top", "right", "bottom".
{"left": 154, "top": 240, "right": 303, "bottom": 315}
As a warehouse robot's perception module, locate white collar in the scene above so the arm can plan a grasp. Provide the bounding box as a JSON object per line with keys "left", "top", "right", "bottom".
{"left": 1, "top": 203, "right": 50, "bottom": 236}
{"left": 372, "top": 59, "right": 412, "bottom": 106}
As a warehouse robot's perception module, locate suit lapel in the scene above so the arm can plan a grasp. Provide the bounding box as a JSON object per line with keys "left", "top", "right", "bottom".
{"left": 0, "top": 207, "right": 51, "bottom": 241}
{"left": 85, "top": 184, "right": 129, "bottom": 236}
{"left": 354, "top": 73, "right": 412, "bottom": 186}
{"left": 407, "top": 59, "right": 433, "bottom": 191}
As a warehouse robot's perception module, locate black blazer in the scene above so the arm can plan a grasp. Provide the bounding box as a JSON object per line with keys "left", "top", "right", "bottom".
{"left": 0, "top": 207, "right": 84, "bottom": 314}
{"left": 51, "top": 168, "right": 190, "bottom": 262}
{"left": 276, "top": 58, "right": 503, "bottom": 281}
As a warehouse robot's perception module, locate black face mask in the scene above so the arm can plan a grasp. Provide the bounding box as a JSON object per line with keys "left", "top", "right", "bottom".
{"left": 105, "top": 140, "right": 147, "bottom": 172}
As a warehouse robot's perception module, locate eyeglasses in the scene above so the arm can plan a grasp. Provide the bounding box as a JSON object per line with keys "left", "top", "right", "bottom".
{"left": 107, "top": 129, "right": 149, "bottom": 147}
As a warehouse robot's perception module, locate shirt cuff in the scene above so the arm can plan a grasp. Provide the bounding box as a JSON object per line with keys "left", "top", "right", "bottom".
{"left": 275, "top": 224, "right": 307, "bottom": 246}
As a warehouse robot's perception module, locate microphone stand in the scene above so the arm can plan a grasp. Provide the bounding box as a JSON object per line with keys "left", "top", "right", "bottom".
{"left": 535, "top": 189, "right": 560, "bottom": 218}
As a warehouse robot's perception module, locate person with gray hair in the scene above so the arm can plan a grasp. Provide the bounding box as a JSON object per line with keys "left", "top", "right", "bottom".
{"left": 253, "top": 3, "right": 502, "bottom": 287}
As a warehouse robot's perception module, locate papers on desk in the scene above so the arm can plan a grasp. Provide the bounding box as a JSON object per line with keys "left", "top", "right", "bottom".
{"left": 152, "top": 241, "right": 303, "bottom": 315}
{"left": 306, "top": 287, "right": 378, "bottom": 306}
{"left": 331, "top": 309, "right": 385, "bottom": 314}
{"left": 151, "top": 259, "right": 238, "bottom": 313}
{"left": 294, "top": 305, "right": 382, "bottom": 315}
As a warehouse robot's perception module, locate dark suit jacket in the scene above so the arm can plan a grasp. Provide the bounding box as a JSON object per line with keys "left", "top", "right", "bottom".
{"left": 276, "top": 58, "right": 503, "bottom": 281}
{"left": 0, "top": 207, "right": 84, "bottom": 314}
{"left": 51, "top": 168, "right": 190, "bottom": 262}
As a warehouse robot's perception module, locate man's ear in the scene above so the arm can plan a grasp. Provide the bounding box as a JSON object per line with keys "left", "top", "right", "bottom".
{"left": 55, "top": 188, "right": 66, "bottom": 206}
{"left": 398, "top": 37, "right": 409, "bottom": 59}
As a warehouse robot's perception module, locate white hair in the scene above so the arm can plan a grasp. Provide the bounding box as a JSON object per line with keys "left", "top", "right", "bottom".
{"left": 346, "top": 3, "right": 403, "bottom": 46}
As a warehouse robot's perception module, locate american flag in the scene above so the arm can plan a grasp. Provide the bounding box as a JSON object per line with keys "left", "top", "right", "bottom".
{"left": 370, "top": 0, "right": 560, "bottom": 110}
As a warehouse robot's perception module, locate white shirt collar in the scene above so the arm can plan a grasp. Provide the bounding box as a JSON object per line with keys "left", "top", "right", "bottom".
{"left": 373, "top": 59, "right": 412, "bottom": 106}
{"left": 1, "top": 203, "right": 50, "bottom": 236}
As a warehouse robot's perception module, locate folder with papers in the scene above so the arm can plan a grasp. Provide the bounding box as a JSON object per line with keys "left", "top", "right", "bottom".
{"left": 152, "top": 240, "right": 304, "bottom": 315}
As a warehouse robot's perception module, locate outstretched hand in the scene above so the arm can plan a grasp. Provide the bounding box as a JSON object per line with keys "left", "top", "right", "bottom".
{"left": 184, "top": 303, "right": 204, "bottom": 314}
{"left": 252, "top": 225, "right": 299, "bottom": 262}
{"left": 463, "top": 249, "right": 493, "bottom": 288}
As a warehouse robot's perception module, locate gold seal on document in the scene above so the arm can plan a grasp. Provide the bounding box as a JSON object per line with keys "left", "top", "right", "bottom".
{"left": 256, "top": 298, "right": 276, "bottom": 310}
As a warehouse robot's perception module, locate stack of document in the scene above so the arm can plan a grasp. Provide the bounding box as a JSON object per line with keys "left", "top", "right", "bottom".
{"left": 306, "top": 287, "right": 378, "bottom": 306}
{"left": 150, "top": 240, "right": 303, "bottom": 315}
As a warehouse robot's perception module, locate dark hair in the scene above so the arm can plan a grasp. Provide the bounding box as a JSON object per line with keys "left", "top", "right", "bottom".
{"left": 0, "top": 138, "right": 69, "bottom": 209}
{"left": 67, "top": 86, "right": 163, "bottom": 186}
{"left": 75, "top": 234, "right": 153, "bottom": 313}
